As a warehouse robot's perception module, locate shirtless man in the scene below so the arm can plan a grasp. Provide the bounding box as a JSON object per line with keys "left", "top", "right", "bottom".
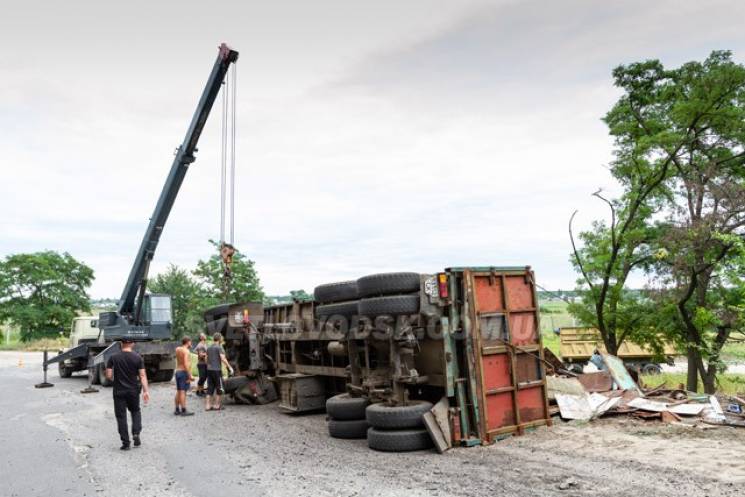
{"left": 174, "top": 336, "right": 195, "bottom": 416}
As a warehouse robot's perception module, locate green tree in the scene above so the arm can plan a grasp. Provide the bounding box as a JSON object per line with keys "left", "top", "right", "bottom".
{"left": 289, "top": 289, "right": 312, "bottom": 302}
{"left": 193, "top": 240, "right": 264, "bottom": 305}
{"left": 148, "top": 264, "right": 206, "bottom": 338}
{"left": 646, "top": 52, "right": 745, "bottom": 392}
{"left": 0, "top": 251, "right": 94, "bottom": 341}
{"left": 572, "top": 51, "right": 745, "bottom": 392}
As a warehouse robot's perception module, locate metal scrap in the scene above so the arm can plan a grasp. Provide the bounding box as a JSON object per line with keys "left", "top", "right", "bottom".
{"left": 576, "top": 371, "right": 613, "bottom": 392}
{"left": 546, "top": 353, "right": 745, "bottom": 429}
{"left": 601, "top": 353, "right": 643, "bottom": 395}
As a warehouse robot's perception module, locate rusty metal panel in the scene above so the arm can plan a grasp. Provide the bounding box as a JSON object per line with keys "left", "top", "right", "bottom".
{"left": 505, "top": 275, "right": 534, "bottom": 309}
{"left": 509, "top": 312, "right": 538, "bottom": 345}
{"left": 482, "top": 354, "right": 512, "bottom": 390}
{"left": 485, "top": 392, "right": 516, "bottom": 428}
{"left": 473, "top": 276, "right": 504, "bottom": 312}
{"left": 464, "top": 268, "right": 551, "bottom": 444}
{"left": 517, "top": 388, "right": 547, "bottom": 423}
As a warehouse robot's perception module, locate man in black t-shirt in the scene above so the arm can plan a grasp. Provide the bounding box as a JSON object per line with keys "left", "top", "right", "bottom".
{"left": 105, "top": 337, "right": 150, "bottom": 450}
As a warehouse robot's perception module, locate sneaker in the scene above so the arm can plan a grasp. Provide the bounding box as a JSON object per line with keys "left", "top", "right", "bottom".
{"left": 133, "top": 435, "right": 141, "bottom": 447}
{"left": 120, "top": 442, "right": 131, "bottom": 451}
{"left": 174, "top": 409, "right": 182, "bottom": 416}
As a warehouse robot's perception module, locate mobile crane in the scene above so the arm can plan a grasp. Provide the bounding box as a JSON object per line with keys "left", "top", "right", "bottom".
{"left": 45, "top": 43, "right": 239, "bottom": 386}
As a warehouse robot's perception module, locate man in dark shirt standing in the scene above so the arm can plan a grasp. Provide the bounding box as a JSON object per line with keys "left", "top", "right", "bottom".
{"left": 105, "top": 337, "right": 150, "bottom": 450}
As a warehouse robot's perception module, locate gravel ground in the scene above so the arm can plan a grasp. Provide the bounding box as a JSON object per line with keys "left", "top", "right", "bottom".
{"left": 2, "top": 351, "right": 744, "bottom": 497}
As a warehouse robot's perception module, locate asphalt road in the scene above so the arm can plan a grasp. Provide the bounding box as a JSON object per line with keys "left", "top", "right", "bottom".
{"left": 2, "top": 351, "right": 742, "bottom": 497}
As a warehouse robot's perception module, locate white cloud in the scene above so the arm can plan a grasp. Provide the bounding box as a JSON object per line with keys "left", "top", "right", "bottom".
{"left": 1, "top": 0, "right": 744, "bottom": 297}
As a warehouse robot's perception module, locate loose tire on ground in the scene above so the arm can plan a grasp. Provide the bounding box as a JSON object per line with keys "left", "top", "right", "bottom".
{"left": 367, "top": 427, "right": 434, "bottom": 452}
{"left": 357, "top": 272, "right": 420, "bottom": 298}
{"left": 223, "top": 375, "right": 250, "bottom": 394}
{"left": 358, "top": 294, "right": 420, "bottom": 317}
{"left": 315, "top": 300, "right": 359, "bottom": 318}
{"left": 328, "top": 418, "right": 369, "bottom": 439}
{"left": 326, "top": 393, "right": 370, "bottom": 420}
{"left": 314, "top": 281, "right": 359, "bottom": 304}
{"left": 366, "top": 401, "right": 433, "bottom": 429}
{"left": 58, "top": 362, "right": 72, "bottom": 378}
{"left": 153, "top": 369, "right": 175, "bottom": 383}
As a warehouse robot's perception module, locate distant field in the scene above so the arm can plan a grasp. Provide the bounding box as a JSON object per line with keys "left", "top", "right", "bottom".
{"left": 537, "top": 300, "right": 745, "bottom": 363}
{"left": 641, "top": 372, "right": 745, "bottom": 396}
{"left": 539, "top": 300, "right": 573, "bottom": 355}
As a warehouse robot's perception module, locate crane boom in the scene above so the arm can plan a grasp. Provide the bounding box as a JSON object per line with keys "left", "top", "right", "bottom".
{"left": 118, "top": 43, "right": 239, "bottom": 320}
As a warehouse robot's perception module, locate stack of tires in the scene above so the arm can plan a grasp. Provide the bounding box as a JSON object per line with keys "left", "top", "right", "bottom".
{"left": 357, "top": 272, "right": 421, "bottom": 318}
{"left": 326, "top": 393, "right": 370, "bottom": 439}
{"left": 366, "top": 401, "right": 434, "bottom": 452}
{"left": 314, "top": 280, "right": 359, "bottom": 323}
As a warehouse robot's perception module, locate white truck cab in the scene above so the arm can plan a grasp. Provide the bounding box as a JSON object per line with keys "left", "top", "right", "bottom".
{"left": 69, "top": 317, "right": 100, "bottom": 348}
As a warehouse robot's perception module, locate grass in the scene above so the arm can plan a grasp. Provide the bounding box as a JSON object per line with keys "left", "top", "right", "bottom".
{"left": 539, "top": 300, "right": 572, "bottom": 356}
{"left": 0, "top": 327, "right": 67, "bottom": 352}
{"left": 640, "top": 372, "right": 745, "bottom": 396}
{"left": 721, "top": 337, "right": 745, "bottom": 362}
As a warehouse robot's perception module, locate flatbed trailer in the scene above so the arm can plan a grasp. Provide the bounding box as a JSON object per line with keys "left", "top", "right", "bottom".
{"left": 558, "top": 326, "right": 677, "bottom": 374}
{"left": 210, "top": 266, "right": 552, "bottom": 449}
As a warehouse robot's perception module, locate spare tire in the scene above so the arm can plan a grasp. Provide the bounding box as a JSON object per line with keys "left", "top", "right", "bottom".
{"left": 366, "top": 400, "right": 433, "bottom": 429}
{"left": 326, "top": 393, "right": 370, "bottom": 420}
{"left": 203, "top": 303, "right": 231, "bottom": 323}
{"left": 315, "top": 301, "right": 359, "bottom": 318}
{"left": 357, "top": 272, "right": 420, "bottom": 298}
{"left": 328, "top": 418, "right": 369, "bottom": 439}
{"left": 367, "top": 427, "right": 433, "bottom": 452}
{"left": 314, "top": 281, "right": 358, "bottom": 304}
{"left": 358, "top": 294, "right": 419, "bottom": 317}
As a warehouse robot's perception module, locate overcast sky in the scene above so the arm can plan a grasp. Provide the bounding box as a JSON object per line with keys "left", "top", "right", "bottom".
{"left": 2, "top": 0, "right": 745, "bottom": 299}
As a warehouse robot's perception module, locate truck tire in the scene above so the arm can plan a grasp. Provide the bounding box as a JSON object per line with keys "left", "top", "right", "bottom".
{"left": 89, "top": 366, "right": 101, "bottom": 385}
{"left": 314, "top": 281, "right": 359, "bottom": 304}
{"left": 58, "top": 363, "right": 72, "bottom": 378}
{"left": 358, "top": 294, "right": 419, "bottom": 317}
{"left": 357, "top": 272, "right": 420, "bottom": 298}
{"left": 98, "top": 364, "right": 113, "bottom": 387}
{"left": 642, "top": 363, "right": 662, "bottom": 375}
{"left": 366, "top": 401, "right": 432, "bottom": 429}
{"left": 328, "top": 418, "right": 369, "bottom": 439}
{"left": 315, "top": 301, "right": 359, "bottom": 318}
{"left": 153, "top": 369, "right": 175, "bottom": 383}
{"left": 568, "top": 363, "right": 585, "bottom": 375}
{"left": 367, "top": 427, "right": 434, "bottom": 452}
{"left": 326, "top": 393, "right": 370, "bottom": 420}
{"left": 224, "top": 375, "right": 250, "bottom": 394}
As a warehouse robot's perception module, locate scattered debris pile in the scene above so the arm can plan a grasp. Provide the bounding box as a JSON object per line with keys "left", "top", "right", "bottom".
{"left": 546, "top": 351, "right": 745, "bottom": 428}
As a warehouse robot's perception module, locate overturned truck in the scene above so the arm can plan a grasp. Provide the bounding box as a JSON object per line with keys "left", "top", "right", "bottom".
{"left": 206, "top": 266, "right": 551, "bottom": 451}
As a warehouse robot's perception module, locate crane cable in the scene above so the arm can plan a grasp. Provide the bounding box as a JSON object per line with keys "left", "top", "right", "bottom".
{"left": 219, "top": 62, "right": 237, "bottom": 301}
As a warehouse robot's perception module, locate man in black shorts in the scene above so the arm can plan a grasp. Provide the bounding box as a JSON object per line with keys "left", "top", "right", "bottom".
{"left": 194, "top": 333, "right": 208, "bottom": 396}
{"left": 105, "top": 337, "right": 150, "bottom": 450}
{"left": 205, "top": 332, "right": 233, "bottom": 411}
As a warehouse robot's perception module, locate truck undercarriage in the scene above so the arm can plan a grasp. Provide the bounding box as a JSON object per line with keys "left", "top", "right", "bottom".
{"left": 208, "top": 266, "right": 552, "bottom": 451}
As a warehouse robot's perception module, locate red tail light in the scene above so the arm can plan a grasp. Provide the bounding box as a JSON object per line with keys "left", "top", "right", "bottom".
{"left": 438, "top": 273, "right": 449, "bottom": 298}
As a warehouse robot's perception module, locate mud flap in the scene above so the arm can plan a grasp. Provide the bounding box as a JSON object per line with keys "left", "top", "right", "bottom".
{"left": 423, "top": 397, "right": 452, "bottom": 453}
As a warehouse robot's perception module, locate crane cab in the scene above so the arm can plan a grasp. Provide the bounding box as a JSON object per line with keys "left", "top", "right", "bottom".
{"left": 98, "top": 293, "right": 173, "bottom": 342}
